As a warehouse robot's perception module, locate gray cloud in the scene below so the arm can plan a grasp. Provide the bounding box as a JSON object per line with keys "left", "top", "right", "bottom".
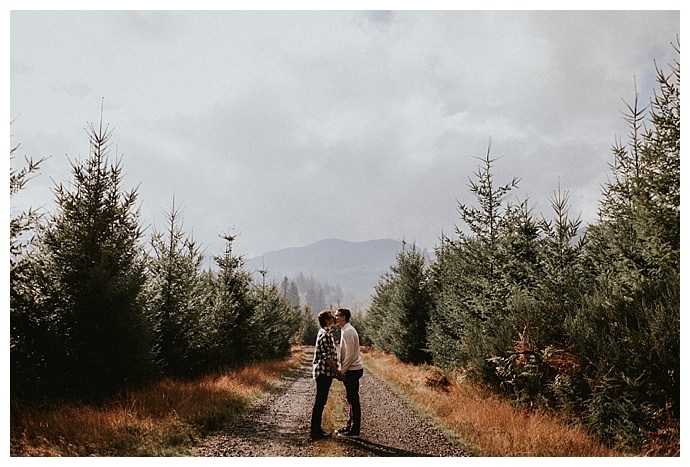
{"left": 10, "top": 10, "right": 680, "bottom": 258}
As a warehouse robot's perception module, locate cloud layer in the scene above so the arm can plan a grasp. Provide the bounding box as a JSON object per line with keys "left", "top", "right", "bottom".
{"left": 10, "top": 10, "right": 680, "bottom": 258}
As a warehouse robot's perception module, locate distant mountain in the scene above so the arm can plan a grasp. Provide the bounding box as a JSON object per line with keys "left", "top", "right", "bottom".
{"left": 244, "top": 238, "right": 418, "bottom": 308}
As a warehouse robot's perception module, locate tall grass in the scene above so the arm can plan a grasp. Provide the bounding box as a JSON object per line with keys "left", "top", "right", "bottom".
{"left": 362, "top": 348, "right": 621, "bottom": 457}
{"left": 10, "top": 347, "right": 305, "bottom": 456}
{"left": 12, "top": 345, "right": 637, "bottom": 457}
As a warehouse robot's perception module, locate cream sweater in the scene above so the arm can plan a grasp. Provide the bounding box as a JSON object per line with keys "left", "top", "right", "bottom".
{"left": 339, "top": 322, "right": 364, "bottom": 372}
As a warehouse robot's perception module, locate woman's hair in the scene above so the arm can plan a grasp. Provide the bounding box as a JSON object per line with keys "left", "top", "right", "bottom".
{"left": 317, "top": 309, "right": 334, "bottom": 328}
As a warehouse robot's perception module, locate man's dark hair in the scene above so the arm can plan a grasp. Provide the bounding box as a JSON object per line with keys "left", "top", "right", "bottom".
{"left": 337, "top": 308, "right": 351, "bottom": 323}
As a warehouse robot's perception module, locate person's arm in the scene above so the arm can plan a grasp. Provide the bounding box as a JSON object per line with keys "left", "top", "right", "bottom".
{"left": 322, "top": 332, "right": 344, "bottom": 379}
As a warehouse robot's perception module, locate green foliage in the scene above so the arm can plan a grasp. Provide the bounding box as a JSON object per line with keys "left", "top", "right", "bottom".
{"left": 487, "top": 187, "right": 591, "bottom": 409}
{"left": 531, "top": 186, "right": 590, "bottom": 346}
{"left": 249, "top": 281, "right": 302, "bottom": 361}
{"left": 13, "top": 121, "right": 155, "bottom": 399}
{"left": 144, "top": 199, "right": 209, "bottom": 378}
{"left": 9, "top": 121, "right": 305, "bottom": 400}
{"left": 349, "top": 310, "right": 372, "bottom": 347}
{"left": 422, "top": 43, "right": 680, "bottom": 453}
{"left": 585, "top": 375, "right": 647, "bottom": 452}
{"left": 567, "top": 270, "right": 680, "bottom": 450}
{"left": 296, "top": 305, "right": 320, "bottom": 345}
{"left": 568, "top": 43, "right": 680, "bottom": 448}
{"left": 194, "top": 236, "right": 300, "bottom": 368}
{"left": 205, "top": 234, "right": 256, "bottom": 367}
{"left": 10, "top": 249, "right": 68, "bottom": 399}
{"left": 366, "top": 242, "right": 432, "bottom": 363}
{"left": 10, "top": 141, "right": 47, "bottom": 258}
{"left": 10, "top": 139, "right": 52, "bottom": 398}
{"left": 424, "top": 238, "right": 469, "bottom": 370}
{"left": 427, "top": 148, "right": 527, "bottom": 379}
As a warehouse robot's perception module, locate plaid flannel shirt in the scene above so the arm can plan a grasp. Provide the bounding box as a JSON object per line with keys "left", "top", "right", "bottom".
{"left": 312, "top": 327, "right": 338, "bottom": 379}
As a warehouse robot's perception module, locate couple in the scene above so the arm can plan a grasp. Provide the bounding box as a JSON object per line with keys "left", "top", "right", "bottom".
{"left": 310, "top": 308, "right": 364, "bottom": 440}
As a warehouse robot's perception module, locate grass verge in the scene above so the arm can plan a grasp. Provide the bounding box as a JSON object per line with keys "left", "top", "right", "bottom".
{"left": 10, "top": 346, "right": 306, "bottom": 456}
{"left": 362, "top": 347, "right": 622, "bottom": 457}
{"left": 12, "top": 345, "right": 636, "bottom": 457}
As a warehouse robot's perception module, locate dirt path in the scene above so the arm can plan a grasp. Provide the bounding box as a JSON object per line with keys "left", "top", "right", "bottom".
{"left": 192, "top": 347, "right": 470, "bottom": 457}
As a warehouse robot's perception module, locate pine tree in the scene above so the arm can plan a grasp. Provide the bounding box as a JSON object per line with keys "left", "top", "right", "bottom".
{"left": 297, "top": 305, "right": 320, "bottom": 345}
{"left": 145, "top": 198, "right": 207, "bottom": 377}
{"left": 367, "top": 242, "right": 432, "bottom": 363}
{"left": 280, "top": 277, "right": 301, "bottom": 307}
{"left": 488, "top": 188, "right": 589, "bottom": 408}
{"left": 427, "top": 145, "right": 521, "bottom": 376}
{"left": 570, "top": 42, "right": 680, "bottom": 449}
{"left": 208, "top": 234, "right": 255, "bottom": 367}
{"left": 532, "top": 185, "right": 588, "bottom": 346}
{"left": 38, "top": 119, "right": 154, "bottom": 398}
{"left": 10, "top": 138, "right": 53, "bottom": 399}
{"left": 250, "top": 280, "right": 300, "bottom": 360}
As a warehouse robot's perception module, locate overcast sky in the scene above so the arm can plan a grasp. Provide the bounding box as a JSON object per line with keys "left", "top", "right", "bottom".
{"left": 9, "top": 7, "right": 680, "bottom": 259}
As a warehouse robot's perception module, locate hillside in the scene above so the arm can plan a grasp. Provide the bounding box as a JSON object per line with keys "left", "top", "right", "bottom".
{"left": 244, "top": 238, "right": 423, "bottom": 308}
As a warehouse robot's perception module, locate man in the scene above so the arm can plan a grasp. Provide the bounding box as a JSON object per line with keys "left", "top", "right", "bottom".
{"left": 334, "top": 308, "right": 364, "bottom": 438}
{"left": 310, "top": 309, "right": 344, "bottom": 440}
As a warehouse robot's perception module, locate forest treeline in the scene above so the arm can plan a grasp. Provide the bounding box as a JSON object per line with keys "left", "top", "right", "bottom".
{"left": 363, "top": 44, "right": 679, "bottom": 453}
{"left": 10, "top": 44, "right": 678, "bottom": 454}
{"left": 10, "top": 119, "right": 326, "bottom": 401}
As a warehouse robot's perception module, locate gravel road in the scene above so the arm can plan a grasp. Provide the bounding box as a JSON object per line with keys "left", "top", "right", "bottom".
{"left": 192, "top": 347, "right": 470, "bottom": 457}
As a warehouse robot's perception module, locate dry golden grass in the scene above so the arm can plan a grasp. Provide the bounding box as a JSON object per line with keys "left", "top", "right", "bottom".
{"left": 10, "top": 347, "right": 305, "bottom": 456}
{"left": 11, "top": 345, "right": 641, "bottom": 457}
{"left": 362, "top": 348, "right": 621, "bottom": 457}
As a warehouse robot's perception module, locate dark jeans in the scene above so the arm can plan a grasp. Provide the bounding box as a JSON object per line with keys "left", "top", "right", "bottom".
{"left": 344, "top": 369, "right": 364, "bottom": 434}
{"left": 310, "top": 374, "right": 333, "bottom": 435}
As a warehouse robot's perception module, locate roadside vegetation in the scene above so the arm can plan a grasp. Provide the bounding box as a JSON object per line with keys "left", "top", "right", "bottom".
{"left": 11, "top": 345, "right": 637, "bottom": 457}
{"left": 363, "top": 348, "right": 619, "bottom": 456}
{"left": 10, "top": 347, "right": 305, "bottom": 456}
{"left": 362, "top": 42, "right": 679, "bottom": 455}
